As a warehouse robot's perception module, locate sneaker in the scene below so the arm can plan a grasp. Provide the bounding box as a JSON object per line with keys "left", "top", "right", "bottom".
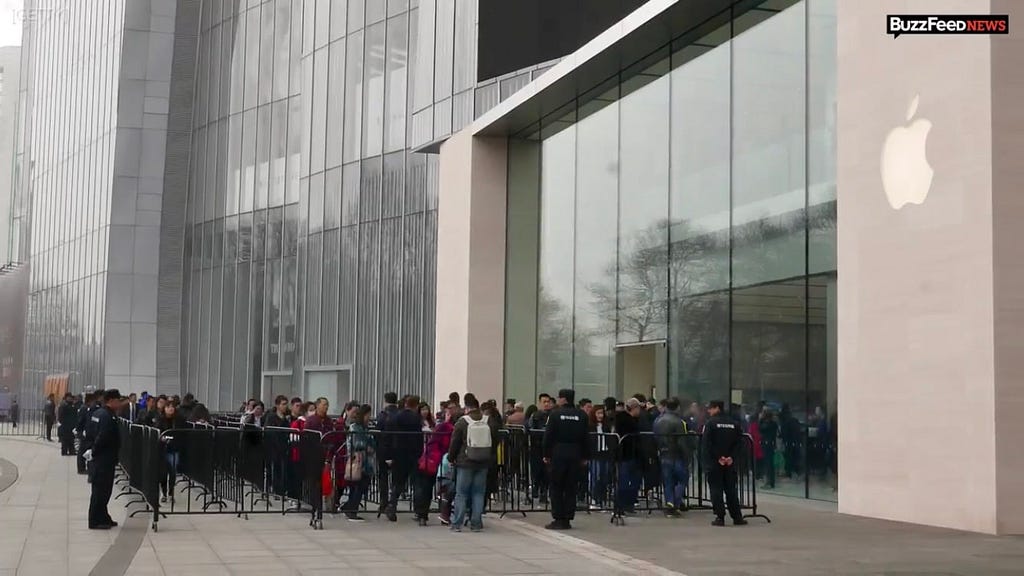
{"left": 386, "top": 510, "right": 397, "bottom": 522}
{"left": 439, "top": 515, "right": 451, "bottom": 526}
{"left": 160, "top": 496, "right": 167, "bottom": 503}
{"left": 733, "top": 518, "right": 749, "bottom": 526}
{"left": 450, "top": 526, "right": 462, "bottom": 533}
{"left": 545, "top": 521, "right": 568, "bottom": 530}
{"left": 711, "top": 517, "right": 725, "bottom": 527}
{"left": 470, "top": 526, "right": 483, "bottom": 533}
{"left": 345, "top": 513, "right": 365, "bottom": 522}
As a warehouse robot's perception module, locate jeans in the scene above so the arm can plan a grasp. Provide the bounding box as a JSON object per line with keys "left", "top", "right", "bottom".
{"left": 343, "top": 477, "right": 370, "bottom": 512}
{"left": 161, "top": 451, "right": 179, "bottom": 498}
{"left": 615, "top": 460, "right": 639, "bottom": 512}
{"left": 589, "top": 459, "right": 610, "bottom": 505}
{"left": 452, "top": 467, "right": 487, "bottom": 530}
{"left": 660, "top": 457, "right": 688, "bottom": 508}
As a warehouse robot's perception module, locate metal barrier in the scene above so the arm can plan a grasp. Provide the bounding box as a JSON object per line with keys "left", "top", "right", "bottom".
{"left": 113, "top": 421, "right": 769, "bottom": 531}
{"left": 0, "top": 408, "right": 46, "bottom": 438}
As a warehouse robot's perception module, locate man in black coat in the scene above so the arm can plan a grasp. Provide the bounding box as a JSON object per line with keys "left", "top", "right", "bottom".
{"left": 76, "top": 392, "right": 99, "bottom": 475}
{"left": 85, "top": 389, "right": 123, "bottom": 529}
{"left": 543, "top": 389, "right": 590, "bottom": 530}
{"left": 383, "top": 395, "right": 424, "bottom": 522}
{"left": 58, "top": 393, "right": 78, "bottom": 455}
{"left": 702, "top": 400, "right": 747, "bottom": 526}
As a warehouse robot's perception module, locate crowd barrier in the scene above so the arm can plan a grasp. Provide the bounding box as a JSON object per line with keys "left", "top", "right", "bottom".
{"left": 0, "top": 408, "right": 47, "bottom": 438}
{"left": 113, "top": 419, "right": 769, "bottom": 531}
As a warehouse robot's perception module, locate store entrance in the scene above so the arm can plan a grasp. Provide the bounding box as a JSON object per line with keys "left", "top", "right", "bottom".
{"left": 614, "top": 341, "right": 667, "bottom": 403}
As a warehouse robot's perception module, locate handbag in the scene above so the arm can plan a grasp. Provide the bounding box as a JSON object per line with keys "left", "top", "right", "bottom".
{"left": 321, "top": 463, "right": 333, "bottom": 497}
{"left": 345, "top": 451, "right": 364, "bottom": 482}
{"left": 418, "top": 449, "right": 440, "bottom": 476}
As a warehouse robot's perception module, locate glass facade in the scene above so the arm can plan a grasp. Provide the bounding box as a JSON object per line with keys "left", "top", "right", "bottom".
{"left": 18, "top": 0, "right": 127, "bottom": 403}
{"left": 183, "top": 0, "right": 438, "bottom": 410}
{"left": 504, "top": 0, "right": 837, "bottom": 500}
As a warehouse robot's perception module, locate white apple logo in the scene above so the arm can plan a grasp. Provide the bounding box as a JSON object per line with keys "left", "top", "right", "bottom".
{"left": 881, "top": 95, "right": 933, "bottom": 210}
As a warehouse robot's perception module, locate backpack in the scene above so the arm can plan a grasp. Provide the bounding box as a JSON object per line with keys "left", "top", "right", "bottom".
{"left": 463, "top": 415, "right": 493, "bottom": 463}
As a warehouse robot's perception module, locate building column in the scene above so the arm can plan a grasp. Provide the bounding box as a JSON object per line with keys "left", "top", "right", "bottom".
{"left": 838, "top": 0, "right": 1024, "bottom": 534}
{"left": 434, "top": 130, "right": 508, "bottom": 406}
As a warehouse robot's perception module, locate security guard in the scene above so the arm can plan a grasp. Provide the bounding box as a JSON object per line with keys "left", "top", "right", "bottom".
{"left": 543, "top": 388, "right": 590, "bottom": 530}
{"left": 85, "top": 389, "right": 122, "bottom": 530}
{"left": 701, "top": 400, "right": 748, "bottom": 526}
{"left": 77, "top": 392, "right": 103, "bottom": 477}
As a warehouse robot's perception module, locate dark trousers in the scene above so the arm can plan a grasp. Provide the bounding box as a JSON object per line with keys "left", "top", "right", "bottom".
{"left": 387, "top": 462, "right": 413, "bottom": 513}
{"left": 60, "top": 433, "right": 75, "bottom": 455}
{"left": 530, "top": 453, "right": 548, "bottom": 500}
{"left": 44, "top": 417, "right": 54, "bottom": 441}
{"left": 376, "top": 460, "right": 391, "bottom": 511}
{"left": 762, "top": 447, "right": 776, "bottom": 487}
{"left": 707, "top": 464, "right": 742, "bottom": 521}
{"left": 76, "top": 439, "right": 88, "bottom": 473}
{"left": 549, "top": 457, "right": 582, "bottom": 522}
{"left": 413, "top": 471, "right": 435, "bottom": 519}
{"left": 342, "top": 477, "right": 370, "bottom": 511}
{"left": 89, "top": 462, "right": 116, "bottom": 527}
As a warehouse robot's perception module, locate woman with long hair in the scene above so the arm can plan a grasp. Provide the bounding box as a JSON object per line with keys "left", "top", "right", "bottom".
{"left": 157, "top": 402, "right": 186, "bottom": 503}
{"left": 340, "top": 404, "right": 375, "bottom": 521}
{"left": 589, "top": 405, "right": 613, "bottom": 508}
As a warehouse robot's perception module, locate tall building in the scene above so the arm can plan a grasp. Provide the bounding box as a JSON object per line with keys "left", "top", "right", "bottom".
{"left": 12, "top": 0, "right": 1024, "bottom": 535}
{"left": 0, "top": 45, "right": 19, "bottom": 263}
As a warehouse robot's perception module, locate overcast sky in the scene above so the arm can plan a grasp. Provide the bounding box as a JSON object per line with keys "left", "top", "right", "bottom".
{"left": 0, "top": 0, "right": 22, "bottom": 47}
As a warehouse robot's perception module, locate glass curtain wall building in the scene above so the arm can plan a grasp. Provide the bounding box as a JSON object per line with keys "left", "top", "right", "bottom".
{"left": 503, "top": 0, "right": 837, "bottom": 500}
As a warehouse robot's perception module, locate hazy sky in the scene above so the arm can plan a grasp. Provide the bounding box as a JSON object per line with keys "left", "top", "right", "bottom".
{"left": 0, "top": 0, "right": 22, "bottom": 47}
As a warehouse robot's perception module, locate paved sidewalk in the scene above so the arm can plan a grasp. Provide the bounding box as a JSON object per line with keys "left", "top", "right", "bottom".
{"left": 3, "top": 436, "right": 1024, "bottom": 576}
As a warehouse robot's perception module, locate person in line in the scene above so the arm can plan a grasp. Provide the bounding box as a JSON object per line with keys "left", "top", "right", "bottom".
{"left": 614, "top": 398, "right": 642, "bottom": 515}
{"left": 243, "top": 401, "right": 266, "bottom": 427}
{"left": 9, "top": 399, "right": 18, "bottom": 429}
{"left": 375, "top": 391, "right": 400, "bottom": 517}
{"left": 528, "top": 393, "right": 553, "bottom": 505}
{"left": 654, "top": 397, "right": 693, "bottom": 517}
{"left": 413, "top": 401, "right": 441, "bottom": 526}
{"left": 264, "top": 395, "right": 293, "bottom": 496}
{"left": 340, "top": 405, "right": 375, "bottom": 522}
{"left": 758, "top": 406, "right": 779, "bottom": 489}
{"left": 265, "top": 395, "right": 292, "bottom": 428}
{"left": 543, "top": 388, "right": 590, "bottom": 530}
{"left": 157, "top": 402, "right": 186, "bottom": 503}
{"left": 432, "top": 404, "right": 456, "bottom": 525}
{"left": 85, "top": 389, "right": 122, "bottom": 529}
{"left": 589, "top": 405, "right": 613, "bottom": 509}
{"left": 505, "top": 402, "right": 526, "bottom": 427}
{"left": 383, "top": 395, "right": 423, "bottom": 522}
{"left": 447, "top": 396, "right": 499, "bottom": 532}
{"left": 58, "top": 393, "right": 77, "bottom": 455}
{"left": 136, "top": 396, "right": 159, "bottom": 426}
{"left": 43, "top": 394, "right": 56, "bottom": 442}
{"left": 702, "top": 400, "right": 748, "bottom": 527}
{"left": 578, "top": 398, "right": 593, "bottom": 419}
{"left": 304, "top": 398, "right": 333, "bottom": 433}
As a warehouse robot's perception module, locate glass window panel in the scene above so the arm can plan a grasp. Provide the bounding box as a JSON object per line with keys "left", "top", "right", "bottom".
{"left": 348, "top": 0, "right": 365, "bottom": 32}
{"left": 344, "top": 31, "right": 364, "bottom": 163}
{"left": 225, "top": 215, "right": 239, "bottom": 262}
{"left": 382, "top": 152, "right": 404, "bottom": 218}
{"left": 305, "top": 233, "right": 324, "bottom": 365}
{"left": 267, "top": 207, "right": 284, "bottom": 259}
{"left": 240, "top": 108, "right": 257, "bottom": 212}
{"left": 282, "top": 256, "right": 298, "bottom": 369}
{"left": 668, "top": 32, "right": 731, "bottom": 407}
{"left": 300, "top": 55, "right": 313, "bottom": 176}
{"left": 303, "top": 0, "right": 316, "bottom": 55}
{"left": 360, "top": 157, "right": 381, "bottom": 222}
{"left": 265, "top": 258, "right": 282, "bottom": 369}
{"left": 320, "top": 228, "right": 340, "bottom": 364}
{"left": 572, "top": 96, "right": 618, "bottom": 402}
{"left": 342, "top": 162, "right": 361, "bottom": 226}
{"left": 326, "top": 39, "right": 347, "bottom": 168}
{"left": 808, "top": 0, "right": 836, "bottom": 275}
{"left": 256, "top": 105, "right": 272, "bottom": 209}
{"left": 309, "top": 171, "right": 325, "bottom": 233}
{"left": 536, "top": 125, "right": 575, "bottom": 393}
{"left": 617, "top": 61, "right": 670, "bottom": 343}
{"left": 259, "top": 1, "right": 275, "bottom": 105}
{"left": 274, "top": 0, "right": 290, "bottom": 101}
{"left": 284, "top": 203, "right": 300, "bottom": 257}
{"left": 405, "top": 151, "right": 425, "bottom": 214}
{"left": 411, "top": 3, "right": 432, "bottom": 112}
{"left": 250, "top": 261, "right": 265, "bottom": 398}
{"left": 331, "top": 0, "right": 347, "bottom": 40}
{"left": 433, "top": 0, "right": 454, "bottom": 100}
{"left": 367, "top": 0, "right": 385, "bottom": 24}
{"left": 338, "top": 226, "right": 359, "bottom": 365}
{"left": 731, "top": 3, "right": 806, "bottom": 288}
{"left": 311, "top": 48, "right": 329, "bottom": 173}
{"left": 253, "top": 209, "right": 267, "bottom": 262}
{"left": 287, "top": 96, "right": 302, "bottom": 203}
{"left": 388, "top": 0, "right": 408, "bottom": 17}
{"left": 270, "top": 99, "right": 288, "bottom": 206}
{"left": 384, "top": 13, "right": 408, "bottom": 153}
{"left": 244, "top": 8, "right": 260, "bottom": 110}
{"left": 362, "top": 22, "right": 385, "bottom": 157}
{"left": 220, "top": 264, "right": 236, "bottom": 409}
{"left": 325, "top": 167, "right": 343, "bottom": 228}
{"left": 315, "top": 0, "right": 331, "bottom": 48}
{"left": 452, "top": 0, "right": 474, "bottom": 93}
{"left": 290, "top": 0, "right": 303, "bottom": 95}
{"left": 230, "top": 15, "right": 246, "bottom": 113}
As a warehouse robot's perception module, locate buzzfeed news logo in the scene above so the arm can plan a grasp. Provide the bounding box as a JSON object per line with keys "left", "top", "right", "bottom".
{"left": 888, "top": 14, "right": 1009, "bottom": 38}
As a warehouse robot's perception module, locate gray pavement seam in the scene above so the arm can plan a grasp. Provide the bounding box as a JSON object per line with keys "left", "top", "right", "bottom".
{"left": 497, "top": 517, "right": 688, "bottom": 576}
{"left": 0, "top": 457, "right": 18, "bottom": 493}
{"left": 88, "top": 513, "right": 150, "bottom": 576}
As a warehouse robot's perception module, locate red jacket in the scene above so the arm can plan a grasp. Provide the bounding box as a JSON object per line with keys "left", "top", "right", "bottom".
{"left": 749, "top": 420, "right": 764, "bottom": 460}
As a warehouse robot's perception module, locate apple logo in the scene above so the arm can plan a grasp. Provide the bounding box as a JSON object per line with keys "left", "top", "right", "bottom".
{"left": 881, "top": 95, "right": 933, "bottom": 210}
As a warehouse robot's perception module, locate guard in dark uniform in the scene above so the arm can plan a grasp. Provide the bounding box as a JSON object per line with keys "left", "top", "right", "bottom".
{"left": 85, "top": 389, "right": 122, "bottom": 529}
{"left": 701, "top": 400, "right": 748, "bottom": 526}
{"left": 543, "top": 388, "right": 590, "bottom": 530}
{"left": 58, "top": 394, "right": 77, "bottom": 455}
{"left": 76, "top": 392, "right": 98, "bottom": 476}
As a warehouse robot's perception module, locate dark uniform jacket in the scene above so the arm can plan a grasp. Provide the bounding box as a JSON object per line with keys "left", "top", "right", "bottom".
{"left": 701, "top": 414, "right": 743, "bottom": 466}
{"left": 86, "top": 407, "right": 121, "bottom": 466}
{"left": 58, "top": 401, "right": 78, "bottom": 437}
{"left": 542, "top": 406, "right": 591, "bottom": 462}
